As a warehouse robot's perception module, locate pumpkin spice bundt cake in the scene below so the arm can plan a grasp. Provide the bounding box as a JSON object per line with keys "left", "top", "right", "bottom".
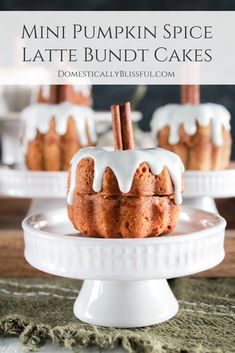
{"left": 151, "top": 85, "right": 232, "bottom": 170}
{"left": 67, "top": 102, "right": 184, "bottom": 238}
{"left": 21, "top": 84, "right": 96, "bottom": 171}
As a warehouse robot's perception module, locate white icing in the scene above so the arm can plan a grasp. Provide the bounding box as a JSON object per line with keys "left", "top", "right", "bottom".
{"left": 150, "top": 103, "right": 231, "bottom": 146}
{"left": 67, "top": 147, "right": 184, "bottom": 206}
{"left": 41, "top": 85, "right": 50, "bottom": 100}
{"left": 21, "top": 102, "right": 97, "bottom": 152}
{"left": 73, "top": 85, "right": 91, "bottom": 97}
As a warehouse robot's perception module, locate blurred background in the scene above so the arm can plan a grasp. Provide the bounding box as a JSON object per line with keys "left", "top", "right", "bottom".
{"left": 0, "top": 0, "right": 234, "bottom": 286}
{"left": 0, "top": 0, "right": 235, "bottom": 158}
{"left": 0, "top": 0, "right": 235, "bottom": 11}
{"left": 1, "top": 86, "right": 235, "bottom": 158}
{"left": 92, "top": 85, "right": 235, "bottom": 161}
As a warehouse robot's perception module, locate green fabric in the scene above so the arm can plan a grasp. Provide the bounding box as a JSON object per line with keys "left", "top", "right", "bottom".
{"left": 0, "top": 278, "right": 234, "bottom": 353}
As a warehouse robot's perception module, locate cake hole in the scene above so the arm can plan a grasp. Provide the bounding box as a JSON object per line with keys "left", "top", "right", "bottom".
{"left": 125, "top": 222, "right": 130, "bottom": 229}
{"left": 167, "top": 226, "right": 172, "bottom": 230}
{"left": 141, "top": 167, "right": 147, "bottom": 173}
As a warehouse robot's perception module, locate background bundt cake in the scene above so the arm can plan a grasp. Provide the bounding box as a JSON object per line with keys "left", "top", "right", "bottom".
{"left": 151, "top": 85, "right": 232, "bottom": 170}
{"left": 21, "top": 84, "right": 96, "bottom": 171}
{"left": 67, "top": 102, "right": 184, "bottom": 238}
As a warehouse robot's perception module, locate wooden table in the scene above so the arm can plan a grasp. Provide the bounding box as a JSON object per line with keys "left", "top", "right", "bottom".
{"left": 0, "top": 198, "right": 234, "bottom": 277}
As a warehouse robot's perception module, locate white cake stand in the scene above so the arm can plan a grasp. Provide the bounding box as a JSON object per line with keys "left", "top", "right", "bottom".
{"left": 183, "top": 164, "right": 235, "bottom": 213}
{"left": 22, "top": 207, "right": 225, "bottom": 328}
{"left": 0, "top": 166, "right": 67, "bottom": 214}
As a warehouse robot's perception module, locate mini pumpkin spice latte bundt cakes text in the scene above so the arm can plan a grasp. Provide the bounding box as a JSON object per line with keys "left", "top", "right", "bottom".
{"left": 21, "top": 84, "right": 96, "bottom": 171}
{"left": 151, "top": 85, "right": 232, "bottom": 170}
{"left": 67, "top": 102, "right": 184, "bottom": 238}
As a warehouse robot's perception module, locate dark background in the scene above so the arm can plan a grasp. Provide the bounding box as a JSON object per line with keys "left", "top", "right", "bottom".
{"left": 1, "top": 1, "right": 235, "bottom": 157}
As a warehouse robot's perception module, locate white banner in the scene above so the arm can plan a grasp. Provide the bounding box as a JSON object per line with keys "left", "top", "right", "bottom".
{"left": 0, "top": 11, "right": 234, "bottom": 84}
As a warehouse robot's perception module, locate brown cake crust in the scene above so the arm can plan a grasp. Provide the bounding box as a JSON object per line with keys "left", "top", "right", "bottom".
{"left": 71, "top": 158, "right": 183, "bottom": 197}
{"left": 67, "top": 157, "right": 182, "bottom": 238}
{"left": 157, "top": 123, "right": 232, "bottom": 170}
{"left": 25, "top": 132, "right": 44, "bottom": 171}
{"left": 25, "top": 117, "right": 93, "bottom": 171}
{"left": 67, "top": 194, "right": 180, "bottom": 238}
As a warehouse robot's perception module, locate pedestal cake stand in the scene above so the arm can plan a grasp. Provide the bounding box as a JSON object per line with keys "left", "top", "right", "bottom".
{"left": 183, "top": 164, "right": 235, "bottom": 213}
{"left": 22, "top": 207, "right": 226, "bottom": 328}
{"left": 0, "top": 166, "right": 67, "bottom": 214}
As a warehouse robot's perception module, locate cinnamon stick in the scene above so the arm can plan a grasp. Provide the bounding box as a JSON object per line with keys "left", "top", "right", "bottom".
{"left": 181, "top": 85, "right": 200, "bottom": 105}
{"left": 120, "top": 102, "right": 134, "bottom": 150}
{"left": 50, "top": 85, "right": 59, "bottom": 104}
{"left": 47, "top": 85, "right": 66, "bottom": 104}
{"left": 58, "top": 85, "right": 67, "bottom": 103}
{"left": 111, "top": 105, "right": 123, "bottom": 150}
{"left": 111, "top": 102, "right": 134, "bottom": 150}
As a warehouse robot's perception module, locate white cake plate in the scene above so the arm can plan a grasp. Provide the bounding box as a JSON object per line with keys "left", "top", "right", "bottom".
{"left": 0, "top": 166, "right": 67, "bottom": 214}
{"left": 2, "top": 164, "right": 235, "bottom": 215}
{"left": 22, "top": 207, "right": 226, "bottom": 328}
{"left": 184, "top": 164, "right": 235, "bottom": 213}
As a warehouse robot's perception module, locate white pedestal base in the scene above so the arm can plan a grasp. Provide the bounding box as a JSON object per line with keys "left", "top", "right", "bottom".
{"left": 183, "top": 196, "right": 218, "bottom": 214}
{"left": 74, "top": 279, "right": 178, "bottom": 328}
{"left": 183, "top": 168, "right": 235, "bottom": 214}
{"left": 23, "top": 207, "right": 226, "bottom": 328}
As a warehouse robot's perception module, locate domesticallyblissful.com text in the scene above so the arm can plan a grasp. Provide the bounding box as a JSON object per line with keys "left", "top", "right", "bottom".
{"left": 57, "top": 70, "right": 175, "bottom": 79}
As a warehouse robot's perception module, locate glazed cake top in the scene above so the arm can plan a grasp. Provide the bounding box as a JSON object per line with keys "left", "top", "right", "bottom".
{"left": 21, "top": 102, "right": 97, "bottom": 151}
{"left": 67, "top": 147, "right": 184, "bottom": 206}
{"left": 151, "top": 103, "right": 231, "bottom": 146}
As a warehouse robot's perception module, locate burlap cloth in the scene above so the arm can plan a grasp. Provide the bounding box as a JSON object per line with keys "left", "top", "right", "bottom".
{"left": 0, "top": 277, "right": 234, "bottom": 353}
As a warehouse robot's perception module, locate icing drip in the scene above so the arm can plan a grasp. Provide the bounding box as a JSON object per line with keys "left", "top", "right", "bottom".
{"left": 150, "top": 103, "right": 231, "bottom": 146}
{"left": 21, "top": 102, "right": 96, "bottom": 152}
{"left": 67, "top": 147, "right": 184, "bottom": 206}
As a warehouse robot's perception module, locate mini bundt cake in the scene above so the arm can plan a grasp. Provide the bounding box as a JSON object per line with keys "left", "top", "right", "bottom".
{"left": 151, "top": 85, "right": 232, "bottom": 171}
{"left": 21, "top": 84, "right": 96, "bottom": 171}
{"left": 67, "top": 102, "right": 184, "bottom": 238}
